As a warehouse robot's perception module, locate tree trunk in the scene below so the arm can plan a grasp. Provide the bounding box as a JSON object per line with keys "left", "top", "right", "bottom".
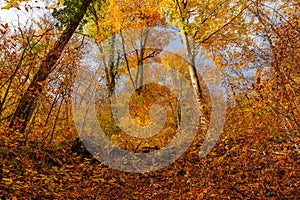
{"left": 9, "top": 0, "right": 93, "bottom": 132}
{"left": 181, "top": 32, "right": 204, "bottom": 104}
{"left": 182, "top": 31, "right": 209, "bottom": 126}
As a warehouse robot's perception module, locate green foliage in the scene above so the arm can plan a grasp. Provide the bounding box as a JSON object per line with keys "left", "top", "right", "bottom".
{"left": 52, "top": 0, "right": 89, "bottom": 31}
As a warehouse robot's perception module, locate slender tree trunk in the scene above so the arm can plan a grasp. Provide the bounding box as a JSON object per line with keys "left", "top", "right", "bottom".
{"left": 9, "top": 0, "right": 93, "bottom": 132}
{"left": 0, "top": 46, "right": 27, "bottom": 116}
{"left": 107, "top": 34, "right": 117, "bottom": 96}
{"left": 120, "top": 30, "right": 136, "bottom": 90}
{"left": 175, "top": 0, "right": 204, "bottom": 104}
{"left": 181, "top": 32, "right": 204, "bottom": 104}
{"left": 136, "top": 28, "right": 149, "bottom": 95}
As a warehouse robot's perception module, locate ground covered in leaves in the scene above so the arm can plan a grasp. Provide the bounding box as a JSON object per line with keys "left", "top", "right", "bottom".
{"left": 1, "top": 125, "right": 299, "bottom": 199}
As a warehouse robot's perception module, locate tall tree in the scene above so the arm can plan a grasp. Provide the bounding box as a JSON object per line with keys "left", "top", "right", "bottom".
{"left": 85, "top": 0, "right": 166, "bottom": 95}
{"left": 161, "top": 0, "right": 250, "bottom": 123}
{"left": 9, "top": 0, "right": 94, "bottom": 132}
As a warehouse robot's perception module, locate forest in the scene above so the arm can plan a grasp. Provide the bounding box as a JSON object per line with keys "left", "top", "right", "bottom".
{"left": 0, "top": 0, "right": 299, "bottom": 199}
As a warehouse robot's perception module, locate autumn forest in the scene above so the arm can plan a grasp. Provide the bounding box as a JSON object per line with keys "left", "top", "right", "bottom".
{"left": 0, "top": 0, "right": 299, "bottom": 199}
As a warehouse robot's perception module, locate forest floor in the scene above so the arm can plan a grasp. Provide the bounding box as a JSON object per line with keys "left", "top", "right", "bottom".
{"left": 1, "top": 125, "right": 299, "bottom": 199}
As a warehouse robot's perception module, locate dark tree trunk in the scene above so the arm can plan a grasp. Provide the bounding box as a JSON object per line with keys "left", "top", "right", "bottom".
{"left": 9, "top": 0, "right": 94, "bottom": 132}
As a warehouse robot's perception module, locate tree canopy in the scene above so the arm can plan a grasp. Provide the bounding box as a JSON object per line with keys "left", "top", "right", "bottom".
{"left": 0, "top": 0, "right": 299, "bottom": 198}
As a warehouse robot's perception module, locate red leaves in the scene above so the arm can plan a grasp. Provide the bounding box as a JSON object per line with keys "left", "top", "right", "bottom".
{"left": 0, "top": 29, "right": 6, "bottom": 35}
{"left": 1, "top": 23, "right": 8, "bottom": 29}
{"left": 0, "top": 23, "right": 8, "bottom": 35}
{"left": 256, "top": 77, "right": 261, "bottom": 84}
{"left": 271, "top": 59, "right": 276, "bottom": 67}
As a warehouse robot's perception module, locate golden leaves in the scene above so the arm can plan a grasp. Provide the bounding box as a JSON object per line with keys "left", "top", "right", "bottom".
{"left": 86, "top": 0, "right": 165, "bottom": 42}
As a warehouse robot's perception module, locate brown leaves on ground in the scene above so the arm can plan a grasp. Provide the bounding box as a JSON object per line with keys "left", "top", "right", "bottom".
{"left": 1, "top": 121, "right": 299, "bottom": 199}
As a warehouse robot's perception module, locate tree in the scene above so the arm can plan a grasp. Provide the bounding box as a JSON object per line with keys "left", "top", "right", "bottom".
{"left": 9, "top": 0, "right": 94, "bottom": 133}
{"left": 160, "top": 0, "right": 250, "bottom": 124}
{"left": 249, "top": 3, "right": 300, "bottom": 131}
{"left": 85, "top": 0, "right": 166, "bottom": 96}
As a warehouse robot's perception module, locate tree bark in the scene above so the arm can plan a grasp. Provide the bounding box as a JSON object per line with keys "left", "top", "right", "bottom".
{"left": 175, "top": 0, "right": 204, "bottom": 104}
{"left": 9, "top": 0, "right": 94, "bottom": 132}
{"left": 181, "top": 31, "right": 204, "bottom": 104}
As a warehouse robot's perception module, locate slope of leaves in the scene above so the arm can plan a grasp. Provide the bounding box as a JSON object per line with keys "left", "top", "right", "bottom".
{"left": 1, "top": 103, "right": 299, "bottom": 199}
